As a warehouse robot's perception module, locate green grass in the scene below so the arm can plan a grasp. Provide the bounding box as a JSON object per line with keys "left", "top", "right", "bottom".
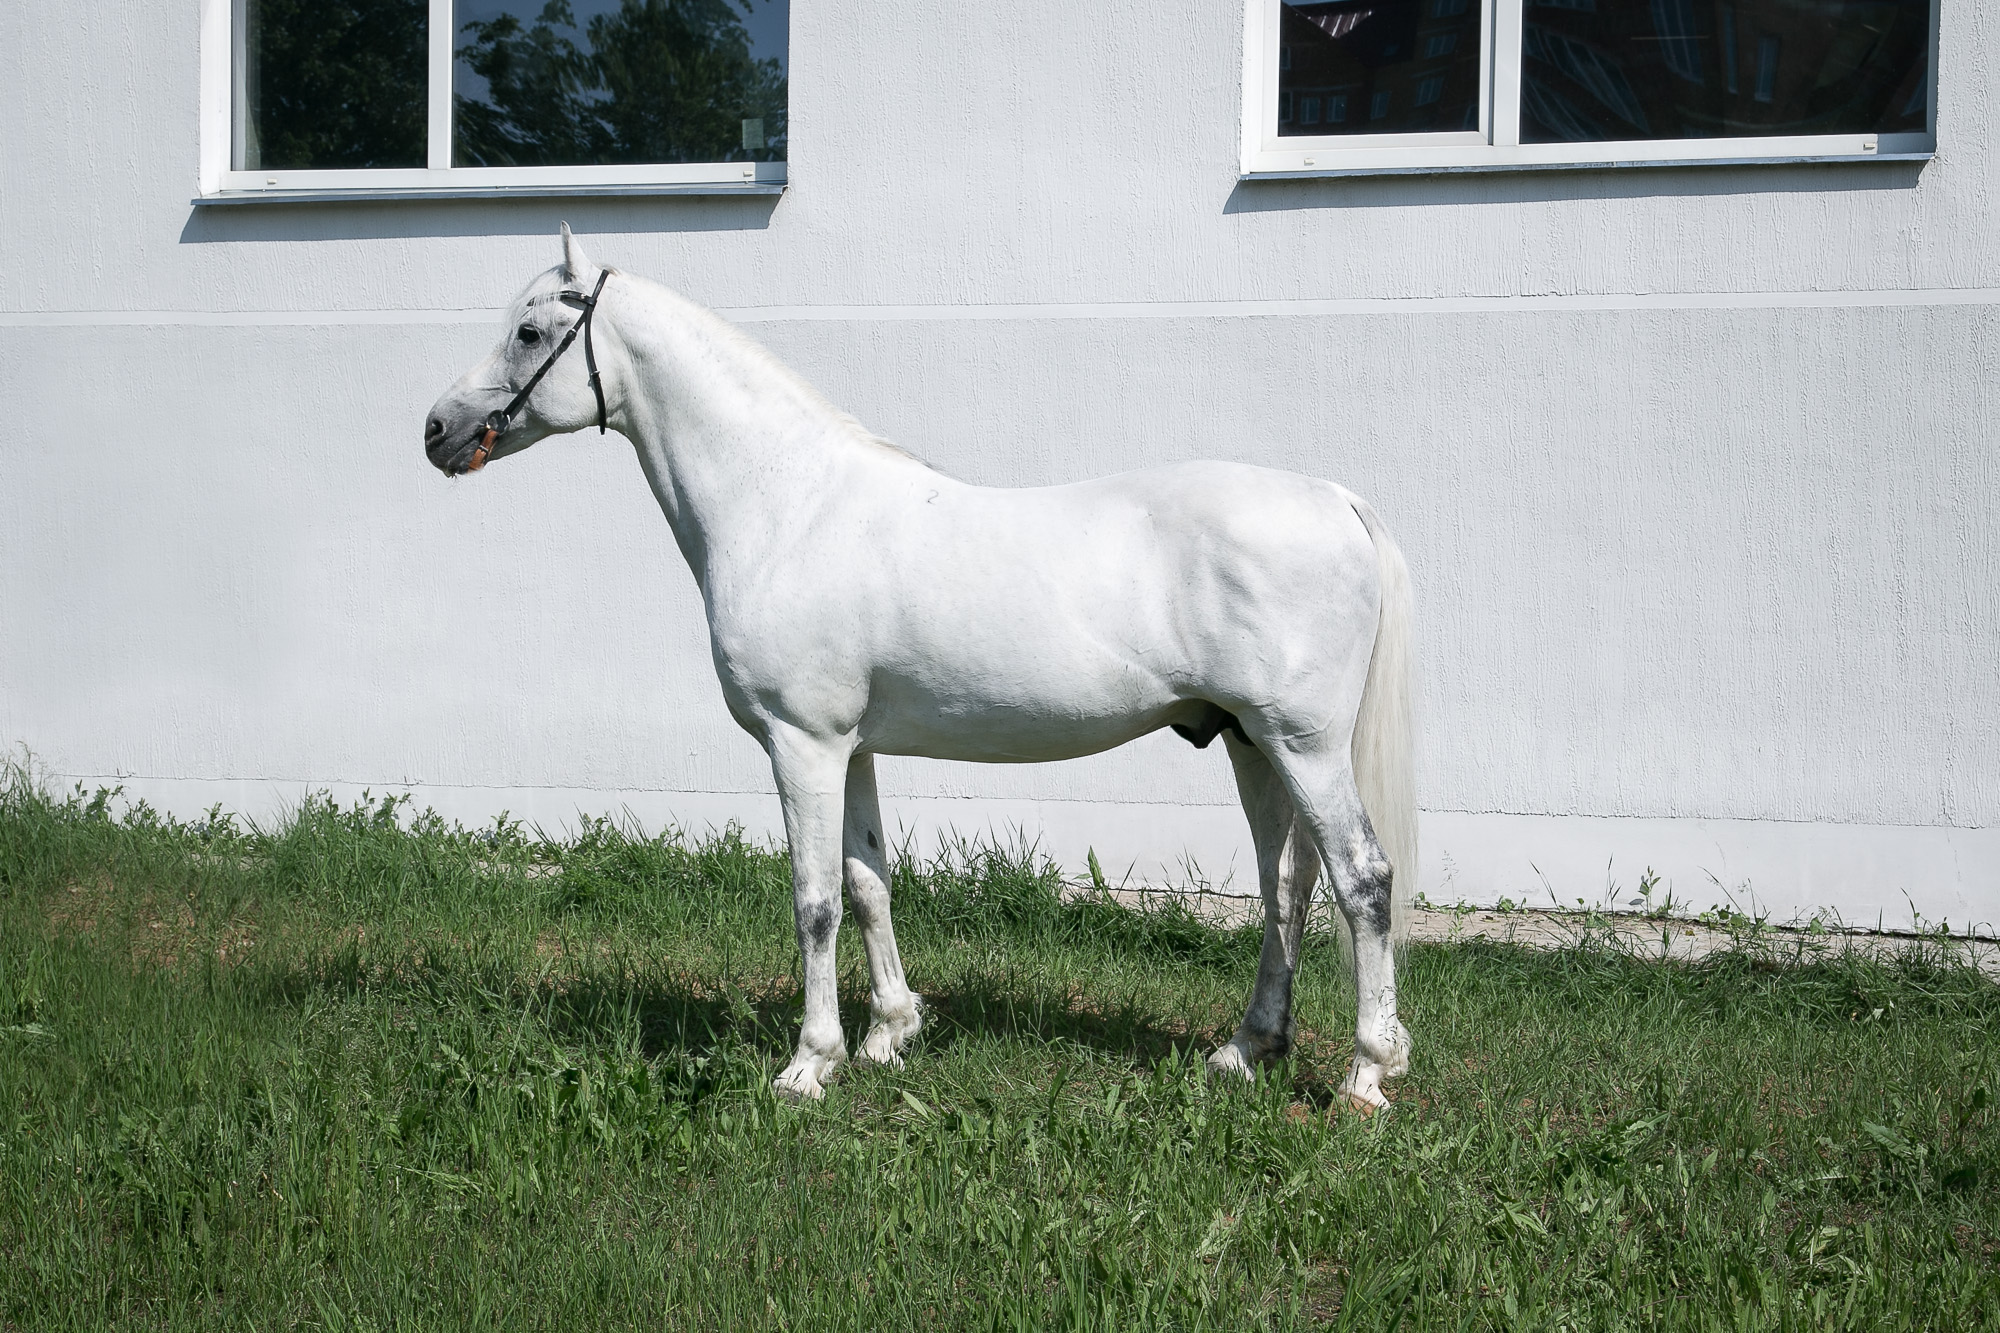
{"left": 1, "top": 770, "right": 1995, "bottom": 1330}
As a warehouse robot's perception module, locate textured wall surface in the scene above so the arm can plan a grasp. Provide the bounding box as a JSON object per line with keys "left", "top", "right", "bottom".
{"left": 2, "top": 4, "right": 1995, "bottom": 928}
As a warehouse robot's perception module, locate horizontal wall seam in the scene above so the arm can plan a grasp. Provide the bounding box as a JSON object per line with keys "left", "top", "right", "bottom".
{"left": 7, "top": 286, "right": 2000, "bottom": 327}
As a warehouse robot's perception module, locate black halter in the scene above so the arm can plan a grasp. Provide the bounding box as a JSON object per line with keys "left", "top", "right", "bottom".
{"left": 469, "top": 269, "right": 610, "bottom": 470}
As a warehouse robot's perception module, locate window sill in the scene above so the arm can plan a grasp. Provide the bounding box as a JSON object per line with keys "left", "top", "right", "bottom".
{"left": 1241, "top": 134, "right": 1933, "bottom": 179}
{"left": 191, "top": 180, "right": 786, "bottom": 206}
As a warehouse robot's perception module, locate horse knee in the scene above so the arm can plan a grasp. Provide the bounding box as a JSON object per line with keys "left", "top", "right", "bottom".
{"left": 843, "top": 863, "right": 892, "bottom": 924}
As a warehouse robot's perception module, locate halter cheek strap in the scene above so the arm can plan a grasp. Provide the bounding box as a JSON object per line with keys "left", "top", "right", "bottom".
{"left": 468, "top": 268, "right": 611, "bottom": 472}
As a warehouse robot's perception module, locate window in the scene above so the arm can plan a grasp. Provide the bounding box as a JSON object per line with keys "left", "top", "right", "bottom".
{"left": 1243, "top": 0, "right": 1936, "bottom": 175}
{"left": 200, "top": 0, "right": 787, "bottom": 198}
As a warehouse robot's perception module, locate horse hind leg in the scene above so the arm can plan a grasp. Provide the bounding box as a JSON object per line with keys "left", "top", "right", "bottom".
{"left": 842, "top": 754, "right": 923, "bottom": 1067}
{"left": 1271, "top": 745, "right": 1411, "bottom": 1112}
{"left": 1208, "top": 732, "right": 1321, "bottom": 1081}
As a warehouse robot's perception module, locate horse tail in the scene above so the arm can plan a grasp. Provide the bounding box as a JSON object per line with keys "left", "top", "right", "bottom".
{"left": 1347, "top": 495, "right": 1418, "bottom": 944}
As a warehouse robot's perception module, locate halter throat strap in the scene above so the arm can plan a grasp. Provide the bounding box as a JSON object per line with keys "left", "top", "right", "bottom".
{"left": 468, "top": 268, "right": 610, "bottom": 471}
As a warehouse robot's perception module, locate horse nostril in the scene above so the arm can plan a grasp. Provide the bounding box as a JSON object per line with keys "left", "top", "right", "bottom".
{"left": 425, "top": 418, "right": 445, "bottom": 446}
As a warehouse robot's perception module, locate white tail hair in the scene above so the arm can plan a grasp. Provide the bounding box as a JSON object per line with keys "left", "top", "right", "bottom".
{"left": 1347, "top": 497, "right": 1418, "bottom": 943}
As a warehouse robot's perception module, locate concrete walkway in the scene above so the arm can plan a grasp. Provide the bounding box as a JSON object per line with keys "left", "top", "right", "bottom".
{"left": 1091, "top": 884, "right": 2000, "bottom": 977}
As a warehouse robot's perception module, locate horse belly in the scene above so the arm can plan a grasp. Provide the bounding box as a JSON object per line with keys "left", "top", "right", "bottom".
{"left": 855, "top": 666, "right": 1193, "bottom": 763}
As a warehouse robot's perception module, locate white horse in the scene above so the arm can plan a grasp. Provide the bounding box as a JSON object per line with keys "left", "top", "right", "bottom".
{"left": 424, "top": 227, "right": 1417, "bottom": 1110}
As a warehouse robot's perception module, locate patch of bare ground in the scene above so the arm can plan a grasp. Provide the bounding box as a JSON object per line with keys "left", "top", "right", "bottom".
{"left": 44, "top": 878, "right": 259, "bottom": 970}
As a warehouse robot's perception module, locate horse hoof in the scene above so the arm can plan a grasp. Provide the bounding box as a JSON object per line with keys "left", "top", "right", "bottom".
{"left": 1339, "top": 1059, "right": 1390, "bottom": 1114}
{"left": 774, "top": 1054, "right": 840, "bottom": 1101}
{"left": 773, "top": 1070, "right": 827, "bottom": 1101}
{"left": 1206, "top": 1043, "right": 1257, "bottom": 1082}
{"left": 854, "top": 1035, "right": 906, "bottom": 1069}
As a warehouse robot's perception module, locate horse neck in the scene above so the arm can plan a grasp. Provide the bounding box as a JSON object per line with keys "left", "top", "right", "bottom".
{"left": 608, "top": 280, "right": 869, "bottom": 583}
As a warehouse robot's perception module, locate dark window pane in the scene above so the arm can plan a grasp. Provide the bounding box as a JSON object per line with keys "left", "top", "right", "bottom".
{"left": 1521, "top": 0, "right": 1930, "bottom": 144}
{"left": 236, "top": 0, "right": 427, "bottom": 170}
{"left": 454, "top": 0, "right": 787, "bottom": 167}
{"left": 1279, "top": 0, "right": 1485, "bottom": 137}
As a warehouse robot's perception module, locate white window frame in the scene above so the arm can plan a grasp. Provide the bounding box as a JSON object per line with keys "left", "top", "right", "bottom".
{"left": 1240, "top": 0, "right": 1938, "bottom": 177}
{"left": 196, "top": 0, "right": 785, "bottom": 202}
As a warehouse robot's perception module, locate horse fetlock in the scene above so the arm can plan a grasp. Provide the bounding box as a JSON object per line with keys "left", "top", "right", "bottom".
{"left": 1383, "top": 1018, "right": 1413, "bottom": 1077}
{"left": 856, "top": 995, "right": 923, "bottom": 1067}
{"left": 1355, "top": 1016, "right": 1411, "bottom": 1077}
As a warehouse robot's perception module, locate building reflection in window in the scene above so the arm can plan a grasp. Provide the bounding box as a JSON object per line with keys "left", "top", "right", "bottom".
{"left": 1521, "top": 0, "right": 1928, "bottom": 143}
{"left": 1278, "top": 0, "right": 1485, "bottom": 136}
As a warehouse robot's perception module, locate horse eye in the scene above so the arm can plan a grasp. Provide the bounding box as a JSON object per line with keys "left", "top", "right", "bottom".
{"left": 517, "top": 324, "right": 541, "bottom": 346}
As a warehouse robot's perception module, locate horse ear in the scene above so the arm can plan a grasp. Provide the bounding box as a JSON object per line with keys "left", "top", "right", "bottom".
{"left": 559, "top": 222, "right": 593, "bottom": 283}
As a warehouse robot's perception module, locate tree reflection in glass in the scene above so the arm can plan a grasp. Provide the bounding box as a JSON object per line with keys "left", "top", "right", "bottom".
{"left": 235, "top": 0, "right": 428, "bottom": 170}
{"left": 454, "top": 0, "right": 788, "bottom": 167}
{"left": 1521, "top": 0, "right": 1929, "bottom": 143}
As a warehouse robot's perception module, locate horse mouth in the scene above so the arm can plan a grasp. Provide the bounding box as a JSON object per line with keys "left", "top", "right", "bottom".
{"left": 431, "top": 433, "right": 488, "bottom": 477}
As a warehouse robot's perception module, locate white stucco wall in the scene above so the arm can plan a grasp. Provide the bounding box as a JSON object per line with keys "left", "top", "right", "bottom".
{"left": 3, "top": 4, "right": 1995, "bottom": 932}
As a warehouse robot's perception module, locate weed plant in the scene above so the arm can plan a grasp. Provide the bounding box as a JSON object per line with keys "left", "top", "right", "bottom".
{"left": 1, "top": 769, "right": 1995, "bottom": 1329}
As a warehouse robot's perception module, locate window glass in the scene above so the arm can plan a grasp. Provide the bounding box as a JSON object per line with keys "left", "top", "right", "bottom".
{"left": 454, "top": 0, "right": 788, "bottom": 167}
{"left": 1520, "top": 0, "right": 1929, "bottom": 144}
{"left": 1278, "top": 0, "right": 1485, "bottom": 136}
{"left": 235, "top": 0, "right": 427, "bottom": 170}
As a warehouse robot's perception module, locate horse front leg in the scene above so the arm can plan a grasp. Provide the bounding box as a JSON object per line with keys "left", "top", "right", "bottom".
{"left": 769, "top": 727, "right": 854, "bottom": 1101}
{"left": 843, "top": 754, "right": 923, "bottom": 1066}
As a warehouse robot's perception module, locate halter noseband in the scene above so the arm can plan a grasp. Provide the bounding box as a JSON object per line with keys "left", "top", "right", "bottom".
{"left": 467, "top": 268, "right": 611, "bottom": 472}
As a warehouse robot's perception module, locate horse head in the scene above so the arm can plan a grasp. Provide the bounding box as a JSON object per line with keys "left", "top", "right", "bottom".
{"left": 424, "top": 224, "right": 614, "bottom": 476}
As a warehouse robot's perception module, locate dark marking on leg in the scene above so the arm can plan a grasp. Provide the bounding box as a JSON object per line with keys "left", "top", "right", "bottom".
{"left": 1341, "top": 861, "right": 1395, "bottom": 937}
{"left": 866, "top": 830, "right": 878, "bottom": 850}
{"left": 1171, "top": 702, "right": 1250, "bottom": 750}
{"left": 800, "top": 898, "right": 840, "bottom": 949}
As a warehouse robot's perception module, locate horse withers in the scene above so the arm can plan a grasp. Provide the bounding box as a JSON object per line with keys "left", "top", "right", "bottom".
{"left": 423, "top": 226, "right": 1417, "bottom": 1111}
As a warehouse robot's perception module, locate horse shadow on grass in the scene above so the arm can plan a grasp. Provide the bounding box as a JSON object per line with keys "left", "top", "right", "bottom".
{"left": 542, "top": 973, "right": 1364, "bottom": 1109}
{"left": 237, "top": 945, "right": 1362, "bottom": 1106}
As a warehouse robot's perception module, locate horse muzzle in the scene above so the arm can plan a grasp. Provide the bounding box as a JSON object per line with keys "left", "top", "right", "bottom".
{"left": 424, "top": 413, "right": 505, "bottom": 476}
{"left": 465, "top": 411, "right": 512, "bottom": 473}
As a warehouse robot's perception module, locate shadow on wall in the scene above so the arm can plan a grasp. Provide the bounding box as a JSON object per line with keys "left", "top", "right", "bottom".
{"left": 178, "top": 193, "right": 781, "bottom": 245}
{"left": 1223, "top": 158, "right": 1926, "bottom": 215}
